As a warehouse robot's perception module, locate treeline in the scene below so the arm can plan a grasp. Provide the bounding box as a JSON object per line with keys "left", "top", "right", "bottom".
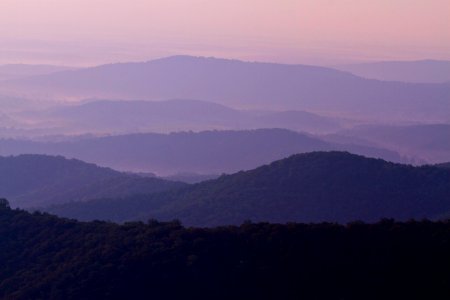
{"left": 0, "top": 202, "right": 449, "bottom": 299}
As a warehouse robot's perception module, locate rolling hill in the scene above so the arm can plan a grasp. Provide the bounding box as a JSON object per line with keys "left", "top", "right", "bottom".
{"left": 47, "top": 152, "right": 450, "bottom": 226}
{"left": 2, "top": 56, "right": 449, "bottom": 122}
{"left": 0, "top": 129, "right": 407, "bottom": 175}
{"left": 0, "top": 154, "right": 185, "bottom": 208}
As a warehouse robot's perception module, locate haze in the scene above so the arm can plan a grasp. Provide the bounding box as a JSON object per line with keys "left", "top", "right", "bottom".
{"left": 1, "top": 0, "right": 450, "bottom": 298}
{"left": 1, "top": 0, "right": 449, "bottom": 66}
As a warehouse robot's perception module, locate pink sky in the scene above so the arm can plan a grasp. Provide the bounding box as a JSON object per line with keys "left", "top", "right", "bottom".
{"left": 0, "top": 0, "right": 449, "bottom": 66}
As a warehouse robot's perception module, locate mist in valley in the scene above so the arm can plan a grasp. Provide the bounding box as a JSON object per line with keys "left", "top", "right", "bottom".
{"left": 0, "top": 1, "right": 449, "bottom": 299}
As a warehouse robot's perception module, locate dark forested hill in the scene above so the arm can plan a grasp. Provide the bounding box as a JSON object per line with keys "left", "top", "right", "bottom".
{"left": 0, "top": 129, "right": 407, "bottom": 174}
{"left": 0, "top": 155, "right": 185, "bottom": 208}
{"left": 0, "top": 203, "right": 448, "bottom": 300}
{"left": 48, "top": 152, "right": 450, "bottom": 226}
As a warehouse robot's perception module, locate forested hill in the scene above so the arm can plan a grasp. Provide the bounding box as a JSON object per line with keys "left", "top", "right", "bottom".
{"left": 0, "top": 154, "right": 185, "bottom": 208}
{"left": 48, "top": 152, "right": 450, "bottom": 226}
{"left": 0, "top": 203, "right": 448, "bottom": 300}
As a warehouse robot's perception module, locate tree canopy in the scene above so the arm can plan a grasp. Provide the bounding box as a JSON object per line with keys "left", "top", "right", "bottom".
{"left": 0, "top": 205, "right": 448, "bottom": 299}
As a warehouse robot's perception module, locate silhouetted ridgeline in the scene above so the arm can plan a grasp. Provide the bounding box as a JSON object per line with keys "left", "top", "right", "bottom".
{"left": 0, "top": 154, "right": 185, "bottom": 208}
{"left": 0, "top": 202, "right": 448, "bottom": 300}
{"left": 47, "top": 152, "right": 450, "bottom": 226}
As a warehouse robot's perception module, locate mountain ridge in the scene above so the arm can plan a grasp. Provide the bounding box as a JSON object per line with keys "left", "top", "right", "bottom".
{"left": 0, "top": 129, "right": 409, "bottom": 175}
{"left": 2, "top": 55, "right": 449, "bottom": 122}
{"left": 47, "top": 151, "right": 450, "bottom": 226}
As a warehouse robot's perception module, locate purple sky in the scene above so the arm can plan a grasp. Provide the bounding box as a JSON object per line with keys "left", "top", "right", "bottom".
{"left": 1, "top": 0, "right": 449, "bottom": 66}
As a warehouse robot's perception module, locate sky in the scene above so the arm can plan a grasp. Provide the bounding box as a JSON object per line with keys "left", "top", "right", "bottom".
{"left": 0, "top": 0, "right": 449, "bottom": 66}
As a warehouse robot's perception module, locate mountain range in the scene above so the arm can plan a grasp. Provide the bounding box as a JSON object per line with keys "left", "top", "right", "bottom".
{"left": 22, "top": 99, "right": 343, "bottom": 135}
{"left": 0, "top": 129, "right": 408, "bottom": 175}
{"left": 2, "top": 56, "right": 449, "bottom": 122}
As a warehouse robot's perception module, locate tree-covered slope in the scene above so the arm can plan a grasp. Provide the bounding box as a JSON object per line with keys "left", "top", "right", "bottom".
{"left": 0, "top": 154, "right": 185, "bottom": 208}
{"left": 0, "top": 203, "right": 449, "bottom": 300}
{"left": 48, "top": 152, "right": 450, "bottom": 226}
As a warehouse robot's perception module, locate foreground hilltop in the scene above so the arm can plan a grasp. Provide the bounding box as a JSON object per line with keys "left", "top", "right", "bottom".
{"left": 48, "top": 152, "right": 450, "bottom": 226}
